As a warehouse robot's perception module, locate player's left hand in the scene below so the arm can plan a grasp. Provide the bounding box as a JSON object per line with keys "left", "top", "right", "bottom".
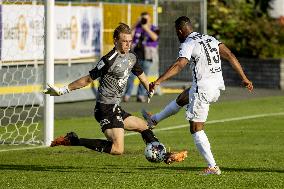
{"left": 147, "top": 82, "right": 156, "bottom": 103}
{"left": 43, "top": 83, "right": 69, "bottom": 96}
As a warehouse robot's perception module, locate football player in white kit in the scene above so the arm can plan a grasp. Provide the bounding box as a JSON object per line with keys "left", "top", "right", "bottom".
{"left": 143, "top": 16, "right": 253, "bottom": 175}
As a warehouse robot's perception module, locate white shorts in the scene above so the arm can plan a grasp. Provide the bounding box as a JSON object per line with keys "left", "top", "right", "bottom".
{"left": 185, "top": 87, "right": 220, "bottom": 122}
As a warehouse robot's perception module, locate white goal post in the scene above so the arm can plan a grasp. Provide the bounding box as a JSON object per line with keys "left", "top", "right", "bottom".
{"left": 44, "top": 0, "right": 54, "bottom": 146}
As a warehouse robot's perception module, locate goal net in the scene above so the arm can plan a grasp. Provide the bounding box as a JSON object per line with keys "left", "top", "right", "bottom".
{"left": 0, "top": 0, "right": 44, "bottom": 146}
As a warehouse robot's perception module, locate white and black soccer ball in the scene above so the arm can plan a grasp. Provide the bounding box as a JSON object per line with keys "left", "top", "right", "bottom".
{"left": 144, "top": 142, "right": 167, "bottom": 163}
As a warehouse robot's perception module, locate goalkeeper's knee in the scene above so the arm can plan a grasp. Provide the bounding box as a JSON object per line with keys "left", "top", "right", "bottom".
{"left": 109, "top": 144, "right": 124, "bottom": 155}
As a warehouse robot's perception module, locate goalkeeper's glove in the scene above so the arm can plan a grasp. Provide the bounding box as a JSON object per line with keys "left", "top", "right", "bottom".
{"left": 43, "top": 83, "right": 70, "bottom": 96}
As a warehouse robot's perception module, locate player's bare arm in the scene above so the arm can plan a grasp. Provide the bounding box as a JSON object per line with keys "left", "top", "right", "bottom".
{"left": 137, "top": 72, "right": 150, "bottom": 92}
{"left": 219, "top": 43, "right": 253, "bottom": 92}
{"left": 154, "top": 57, "right": 189, "bottom": 87}
{"left": 43, "top": 75, "right": 93, "bottom": 96}
{"left": 68, "top": 75, "right": 93, "bottom": 91}
{"left": 147, "top": 57, "right": 188, "bottom": 99}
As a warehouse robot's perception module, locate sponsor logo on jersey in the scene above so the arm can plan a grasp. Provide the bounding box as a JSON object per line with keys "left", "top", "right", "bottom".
{"left": 100, "top": 119, "right": 110, "bottom": 127}
{"left": 116, "top": 116, "right": 123, "bottom": 122}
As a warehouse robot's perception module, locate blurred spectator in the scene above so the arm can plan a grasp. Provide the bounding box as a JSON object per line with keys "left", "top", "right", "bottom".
{"left": 123, "top": 12, "right": 159, "bottom": 102}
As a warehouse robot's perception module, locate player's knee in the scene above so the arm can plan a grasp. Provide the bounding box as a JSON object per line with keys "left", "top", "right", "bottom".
{"left": 110, "top": 144, "right": 124, "bottom": 155}
{"left": 189, "top": 121, "right": 204, "bottom": 134}
{"left": 176, "top": 89, "right": 189, "bottom": 107}
{"left": 110, "top": 149, "right": 124, "bottom": 155}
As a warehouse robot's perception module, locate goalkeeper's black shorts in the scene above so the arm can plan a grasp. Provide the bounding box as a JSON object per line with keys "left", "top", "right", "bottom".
{"left": 94, "top": 102, "right": 131, "bottom": 132}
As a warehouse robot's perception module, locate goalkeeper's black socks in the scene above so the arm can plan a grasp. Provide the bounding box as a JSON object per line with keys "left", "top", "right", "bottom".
{"left": 141, "top": 129, "right": 159, "bottom": 144}
{"left": 65, "top": 132, "right": 80, "bottom": 145}
{"left": 79, "top": 138, "right": 112, "bottom": 153}
{"left": 65, "top": 132, "right": 112, "bottom": 153}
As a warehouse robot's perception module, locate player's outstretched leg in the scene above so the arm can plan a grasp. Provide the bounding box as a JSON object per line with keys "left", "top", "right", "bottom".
{"left": 51, "top": 132, "right": 113, "bottom": 153}
{"left": 141, "top": 99, "right": 182, "bottom": 129}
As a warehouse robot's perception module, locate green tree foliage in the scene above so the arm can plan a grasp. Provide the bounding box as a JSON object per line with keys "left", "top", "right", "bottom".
{"left": 208, "top": 0, "right": 284, "bottom": 58}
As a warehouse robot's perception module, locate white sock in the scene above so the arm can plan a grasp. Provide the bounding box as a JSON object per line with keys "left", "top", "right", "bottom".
{"left": 192, "top": 130, "right": 216, "bottom": 167}
{"left": 152, "top": 100, "right": 181, "bottom": 123}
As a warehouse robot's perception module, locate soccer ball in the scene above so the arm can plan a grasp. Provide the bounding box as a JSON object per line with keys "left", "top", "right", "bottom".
{"left": 144, "top": 142, "right": 167, "bottom": 163}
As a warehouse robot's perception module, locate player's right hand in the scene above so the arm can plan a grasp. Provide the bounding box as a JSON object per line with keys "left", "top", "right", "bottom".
{"left": 43, "top": 83, "right": 69, "bottom": 96}
{"left": 242, "top": 79, "right": 253, "bottom": 92}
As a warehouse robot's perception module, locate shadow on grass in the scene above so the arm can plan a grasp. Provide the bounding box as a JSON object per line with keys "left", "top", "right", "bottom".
{"left": 134, "top": 166, "right": 284, "bottom": 173}
{"left": 0, "top": 163, "right": 283, "bottom": 174}
{"left": 221, "top": 167, "right": 284, "bottom": 173}
{"left": 0, "top": 164, "right": 80, "bottom": 172}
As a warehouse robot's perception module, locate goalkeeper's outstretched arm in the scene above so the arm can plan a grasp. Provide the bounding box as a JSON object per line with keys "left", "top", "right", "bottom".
{"left": 68, "top": 75, "right": 93, "bottom": 91}
{"left": 43, "top": 75, "right": 93, "bottom": 96}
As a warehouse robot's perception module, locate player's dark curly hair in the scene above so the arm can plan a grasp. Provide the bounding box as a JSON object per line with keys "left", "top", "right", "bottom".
{"left": 113, "top": 23, "right": 131, "bottom": 40}
{"left": 175, "top": 16, "right": 193, "bottom": 29}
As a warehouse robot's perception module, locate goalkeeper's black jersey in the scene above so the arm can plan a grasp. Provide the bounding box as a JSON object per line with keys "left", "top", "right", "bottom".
{"left": 89, "top": 48, "right": 143, "bottom": 104}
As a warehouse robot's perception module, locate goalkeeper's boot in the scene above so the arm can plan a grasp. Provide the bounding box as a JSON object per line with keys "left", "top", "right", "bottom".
{"left": 164, "top": 150, "right": 188, "bottom": 164}
{"left": 50, "top": 132, "right": 79, "bottom": 147}
{"left": 141, "top": 109, "right": 157, "bottom": 129}
{"left": 202, "top": 166, "right": 221, "bottom": 175}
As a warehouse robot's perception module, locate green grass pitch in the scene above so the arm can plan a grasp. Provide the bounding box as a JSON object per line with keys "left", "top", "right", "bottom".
{"left": 0, "top": 96, "right": 283, "bottom": 188}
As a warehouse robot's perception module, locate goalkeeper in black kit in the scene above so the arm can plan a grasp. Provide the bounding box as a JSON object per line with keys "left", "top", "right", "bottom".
{"left": 43, "top": 23, "right": 187, "bottom": 164}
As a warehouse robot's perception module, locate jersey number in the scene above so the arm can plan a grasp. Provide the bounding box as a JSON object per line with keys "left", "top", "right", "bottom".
{"left": 199, "top": 39, "right": 220, "bottom": 66}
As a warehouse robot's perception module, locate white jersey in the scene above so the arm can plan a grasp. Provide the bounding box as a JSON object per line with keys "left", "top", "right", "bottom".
{"left": 178, "top": 32, "right": 225, "bottom": 93}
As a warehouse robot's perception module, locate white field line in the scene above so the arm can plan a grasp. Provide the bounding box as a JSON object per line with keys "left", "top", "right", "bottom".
{"left": 124, "top": 112, "right": 284, "bottom": 136}
{"left": 1, "top": 112, "right": 283, "bottom": 153}
{"left": 0, "top": 145, "right": 48, "bottom": 152}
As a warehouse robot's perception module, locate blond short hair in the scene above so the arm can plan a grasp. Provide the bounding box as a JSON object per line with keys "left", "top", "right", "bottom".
{"left": 113, "top": 23, "right": 131, "bottom": 40}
